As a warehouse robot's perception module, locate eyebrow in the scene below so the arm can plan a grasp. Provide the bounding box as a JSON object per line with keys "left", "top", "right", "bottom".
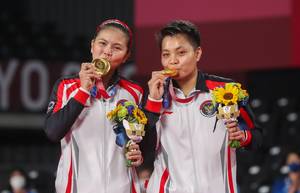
{"left": 96, "top": 38, "right": 125, "bottom": 47}
{"left": 162, "top": 46, "right": 185, "bottom": 52}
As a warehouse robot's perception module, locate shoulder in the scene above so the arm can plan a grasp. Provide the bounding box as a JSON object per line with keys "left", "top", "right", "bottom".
{"left": 118, "top": 76, "right": 144, "bottom": 94}
{"left": 50, "top": 74, "right": 80, "bottom": 95}
{"left": 202, "top": 73, "right": 234, "bottom": 90}
{"left": 118, "top": 76, "right": 144, "bottom": 104}
{"left": 203, "top": 73, "right": 233, "bottom": 83}
{"left": 52, "top": 74, "right": 80, "bottom": 88}
{"left": 56, "top": 74, "right": 80, "bottom": 84}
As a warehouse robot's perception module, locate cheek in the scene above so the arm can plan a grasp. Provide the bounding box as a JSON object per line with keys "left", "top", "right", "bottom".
{"left": 160, "top": 58, "right": 167, "bottom": 66}
{"left": 161, "top": 58, "right": 168, "bottom": 67}
{"left": 91, "top": 46, "right": 103, "bottom": 56}
{"left": 111, "top": 61, "right": 122, "bottom": 69}
{"left": 177, "top": 61, "right": 189, "bottom": 71}
{"left": 178, "top": 61, "right": 195, "bottom": 75}
{"left": 110, "top": 53, "right": 127, "bottom": 68}
{"left": 162, "top": 63, "right": 168, "bottom": 69}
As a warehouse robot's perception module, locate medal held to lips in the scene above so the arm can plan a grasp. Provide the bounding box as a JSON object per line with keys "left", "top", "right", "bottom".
{"left": 92, "top": 58, "right": 111, "bottom": 76}
{"left": 161, "top": 68, "right": 178, "bottom": 77}
{"left": 161, "top": 68, "right": 178, "bottom": 109}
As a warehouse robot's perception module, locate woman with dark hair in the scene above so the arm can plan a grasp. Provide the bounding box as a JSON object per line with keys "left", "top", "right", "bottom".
{"left": 45, "top": 19, "right": 144, "bottom": 193}
{"left": 144, "top": 20, "right": 262, "bottom": 193}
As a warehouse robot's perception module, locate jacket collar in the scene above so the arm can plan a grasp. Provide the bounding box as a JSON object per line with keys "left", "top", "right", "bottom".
{"left": 171, "top": 70, "right": 209, "bottom": 93}
{"left": 105, "top": 70, "right": 121, "bottom": 89}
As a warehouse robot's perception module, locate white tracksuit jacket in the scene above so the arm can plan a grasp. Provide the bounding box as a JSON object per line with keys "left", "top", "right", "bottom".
{"left": 45, "top": 73, "right": 144, "bottom": 193}
{"left": 143, "top": 71, "right": 262, "bottom": 193}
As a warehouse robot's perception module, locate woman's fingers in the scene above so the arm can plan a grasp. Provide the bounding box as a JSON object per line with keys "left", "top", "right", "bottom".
{"left": 126, "top": 143, "right": 143, "bottom": 167}
{"left": 126, "top": 149, "right": 143, "bottom": 167}
{"left": 229, "top": 130, "right": 245, "bottom": 141}
{"left": 128, "top": 143, "right": 140, "bottom": 151}
{"left": 148, "top": 71, "right": 167, "bottom": 100}
{"left": 130, "top": 156, "right": 143, "bottom": 167}
{"left": 225, "top": 120, "right": 246, "bottom": 141}
{"left": 79, "top": 63, "right": 97, "bottom": 90}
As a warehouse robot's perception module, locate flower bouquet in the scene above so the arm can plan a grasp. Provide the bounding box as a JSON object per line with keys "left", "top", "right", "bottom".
{"left": 211, "top": 83, "right": 249, "bottom": 148}
{"left": 107, "top": 100, "right": 147, "bottom": 166}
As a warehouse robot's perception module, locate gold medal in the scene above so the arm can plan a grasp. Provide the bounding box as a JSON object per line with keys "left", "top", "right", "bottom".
{"left": 161, "top": 68, "right": 178, "bottom": 77}
{"left": 92, "top": 58, "right": 111, "bottom": 76}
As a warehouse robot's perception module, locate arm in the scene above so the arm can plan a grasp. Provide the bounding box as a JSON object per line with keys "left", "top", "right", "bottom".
{"left": 139, "top": 96, "right": 160, "bottom": 168}
{"left": 44, "top": 63, "right": 98, "bottom": 142}
{"left": 238, "top": 104, "right": 263, "bottom": 150}
{"left": 143, "top": 70, "right": 166, "bottom": 129}
{"left": 139, "top": 71, "right": 166, "bottom": 167}
{"left": 44, "top": 78, "right": 89, "bottom": 142}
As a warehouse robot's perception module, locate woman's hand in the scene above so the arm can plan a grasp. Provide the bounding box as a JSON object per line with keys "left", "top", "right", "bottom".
{"left": 126, "top": 143, "right": 143, "bottom": 167}
{"left": 79, "top": 63, "right": 98, "bottom": 91}
{"left": 147, "top": 71, "right": 166, "bottom": 100}
{"left": 226, "top": 120, "right": 246, "bottom": 142}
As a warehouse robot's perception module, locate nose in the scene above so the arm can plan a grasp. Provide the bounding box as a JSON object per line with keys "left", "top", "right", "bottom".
{"left": 103, "top": 46, "right": 113, "bottom": 59}
{"left": 169, "top": 55, "right": 179, "bottom": 65}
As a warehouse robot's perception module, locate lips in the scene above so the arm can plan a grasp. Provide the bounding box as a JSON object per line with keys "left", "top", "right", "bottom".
{"left": 161, "top": 68, "right": 178, "bottom": 77}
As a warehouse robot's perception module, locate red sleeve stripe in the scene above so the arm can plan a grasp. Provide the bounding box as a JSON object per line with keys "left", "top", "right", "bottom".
{"left": 65, "top": 78, "right": 81, "bottom": 99}
{"left": 159, "top": 168, "right": 169, "bottom": 193}
{"left": 64, "top": 78, "right": 80, "bottom": 85}
{"left": 131, "top": 180, "right": 137, "bottom": 193}
{"left": 53, "top": 78, "right": 82, "bottom": 113}
{"left": 145, "top": 99, "right": 162, "bottom": 113}
{"left": 240, "top": 130, "right": 252, "bottom": 147}
{"left": 144, "top": 179, "right": 149, "bottom": 189}
{"left": 205, "top": 80, "right": 225, "bottom": 90}
{"left": 53, "top": 81, "right": 65, "bottom": 113}
{"left": 227, "top": 147, "right": 235, "bottom": 193}
{"left": 240, "top": 107, "right": 255, "bottom": 129}
{"left": 65, "top": 152, "right": 73, "bottom": 193}
{"left": 73, "top": 89, "right": 90, "bottom": 105}
{"left": 66, "top": 83, "right": 79, "bottom": 99}
{"left": 119, "top": 80, "right": 140, "bottom": 104}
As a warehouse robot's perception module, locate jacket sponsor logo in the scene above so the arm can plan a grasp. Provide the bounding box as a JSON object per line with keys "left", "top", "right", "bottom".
{"left": 199, "top": 100, "right": 216, "bottom": 117}
{"left": 47, "top": 101, "right": 55, "bottom": 114}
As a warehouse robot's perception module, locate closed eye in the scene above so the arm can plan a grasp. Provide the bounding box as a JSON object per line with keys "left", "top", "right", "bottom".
{"left": 98, "top": 41, "right": 107, "bottom": 46}
{"left": 113, "top": 46, "right": 122, "bottom": 51}
{"left": 178, "top": 50, "right": 187, "bottom": 56}
{"left": 162, "top": 53, "right": 170, "bottom": 58}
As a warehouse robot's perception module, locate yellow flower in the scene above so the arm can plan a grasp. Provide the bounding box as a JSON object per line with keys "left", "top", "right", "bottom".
{"left": 107, "top": 110, "right": 115, "bottom": 120}
{"left": 212, "top": 83, "right": 239, "bottom": 106}
{"left": 133, "top": 108, "right": 148, "bottom": 125}
{"left": 107, "top": 104, "right": 122, "bottom": 121}
{"left": 238, "top": 88, "right": 249, "bottom": 101}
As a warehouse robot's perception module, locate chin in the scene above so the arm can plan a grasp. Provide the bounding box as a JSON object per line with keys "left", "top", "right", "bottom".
{"left": 172, "top": 75, "right": 181, "bottom": 80}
